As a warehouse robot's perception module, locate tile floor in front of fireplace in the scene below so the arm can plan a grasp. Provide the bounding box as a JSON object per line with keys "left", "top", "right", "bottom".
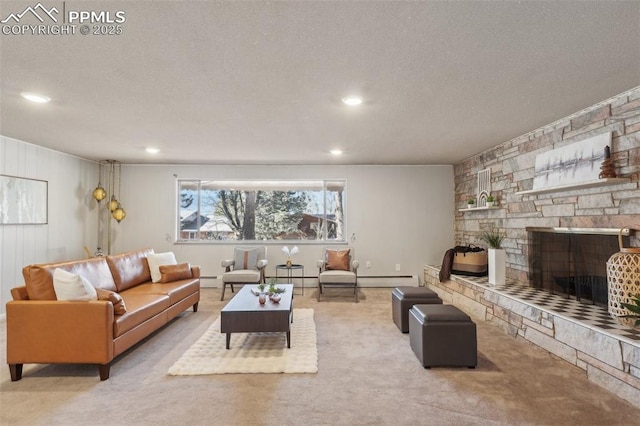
{"left": 459, "top": 274, "right": 640, "bottom": 342}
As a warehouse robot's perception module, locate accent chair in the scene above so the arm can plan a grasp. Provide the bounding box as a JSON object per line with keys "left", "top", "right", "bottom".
{"left": 317, "top": 246, "right": 359, "bottom": 302}
{"left": 220, "top": 246, "right": 268, "bottom": 301}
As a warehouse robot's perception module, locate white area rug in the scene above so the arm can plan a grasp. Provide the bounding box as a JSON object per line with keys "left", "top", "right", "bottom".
{"left": 168, "top": 308, "right": 317, "bottom": 375}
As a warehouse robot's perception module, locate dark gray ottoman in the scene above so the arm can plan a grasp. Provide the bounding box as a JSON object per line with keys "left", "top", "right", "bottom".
{"left": 392, "top": 286, "right": 442, "bottom": 333}
{"left": 409, "top": 304, "right": 477, "bottom": 368}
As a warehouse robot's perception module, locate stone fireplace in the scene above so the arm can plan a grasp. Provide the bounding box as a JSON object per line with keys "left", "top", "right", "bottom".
{"left": 526, "top": 227, "right": 630, "bottom": 306}
{"left": 449, "top": 89, "right": 640, "bottom": 407}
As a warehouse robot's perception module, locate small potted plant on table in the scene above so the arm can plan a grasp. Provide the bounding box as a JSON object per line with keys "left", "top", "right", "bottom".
{"left": 256, "top": 282, "right": 267, "bottom": 304}
{"left": 268, "top": 279, "right": 286, "bottom": 303}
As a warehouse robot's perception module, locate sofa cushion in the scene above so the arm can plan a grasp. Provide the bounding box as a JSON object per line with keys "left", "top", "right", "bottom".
{"left": 114, "top": 293, "right": 170, "bottom": 337}
{"left": 52, "top": 268, "right": 98, "bottom": 301}
{"left": 96, "top": 288, "right": 127, "bottom": 315}
{"left": 326, "top": 249, "right": 351, "bottom": 271}
{"left": 222, "top": 269, "right": 261, "bottom": 283}
{"left": 23, "top": 257, "right": 116, "bottom": 300}
{"left": 146, "top": 252, "right": 177, "bottom": 283}
{"left": 123, "top": 279, "right": 199, "bottom": 306}
{"left": 159, "top": 263, "right": 192, "bottom": 283}
{"left": 107, "top": 248, "right": 154, "bottom": 292}
{"left": 318, "top": 269, "right": 356, "bottom": 284}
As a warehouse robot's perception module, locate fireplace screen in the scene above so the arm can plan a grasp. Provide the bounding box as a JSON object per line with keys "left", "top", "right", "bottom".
{"left": 527, "top": 229, "right": 628, "bottom": 306}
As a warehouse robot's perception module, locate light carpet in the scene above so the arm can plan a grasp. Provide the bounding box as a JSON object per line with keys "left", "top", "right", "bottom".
{"left": 168, "top": 308, "right": 317, "bottom": 375}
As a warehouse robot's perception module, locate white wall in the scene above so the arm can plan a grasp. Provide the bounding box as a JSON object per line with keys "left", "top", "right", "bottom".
{"left": 0, "top": 136, "right": 98, "bottom": 317}
{"left": 113, "top": 164, "right": 455, "bottom": 285}
{"left": 0, "top": 136, "right": 455, "bottom": 317}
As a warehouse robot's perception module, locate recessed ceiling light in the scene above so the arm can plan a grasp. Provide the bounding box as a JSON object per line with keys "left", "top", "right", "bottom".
{"left": 145, "top": 147, "right": 160, "bottom": 154}
{"left": 21, "top": 92, "right": 51, "bottom": 103}
{"left": 330, "top": 149, "right": 343, "bottom": 155}
{"left": 342, "top": 96, "right": 362, "bottom": 106}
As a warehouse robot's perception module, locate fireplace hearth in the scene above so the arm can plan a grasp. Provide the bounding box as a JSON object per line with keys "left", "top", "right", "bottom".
{"left": 527, "top": 227, "right": 630, "bottom": 306}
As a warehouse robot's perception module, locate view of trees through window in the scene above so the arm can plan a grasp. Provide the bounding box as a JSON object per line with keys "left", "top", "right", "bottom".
{"left": 178, "top": 180, "right": 345, "bottom": 242}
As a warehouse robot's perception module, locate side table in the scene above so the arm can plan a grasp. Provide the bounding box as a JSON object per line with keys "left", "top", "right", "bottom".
{"left": 275, "top": 264, "right": 305, "bottom": 295}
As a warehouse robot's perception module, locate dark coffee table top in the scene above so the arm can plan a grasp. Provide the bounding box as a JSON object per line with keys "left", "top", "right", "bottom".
{"left": 222, "top": 284, "right": 293, "bottom": 313}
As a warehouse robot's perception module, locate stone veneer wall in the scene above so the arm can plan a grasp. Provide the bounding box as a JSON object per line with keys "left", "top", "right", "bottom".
{"left": 424, "top": 266, "right": 640, "bottom": 409}
{"left": 454, "top": 86, "right": 640, "bottom": 283}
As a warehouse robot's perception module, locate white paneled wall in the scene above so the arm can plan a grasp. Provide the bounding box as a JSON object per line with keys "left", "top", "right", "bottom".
{"left": 0, "top": 136, "right": 98, "bottom": 317}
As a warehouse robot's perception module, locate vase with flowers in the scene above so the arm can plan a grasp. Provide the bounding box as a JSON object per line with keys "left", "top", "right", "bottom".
{"left": 281, "top": 245, "right": 299, "bottom": 268}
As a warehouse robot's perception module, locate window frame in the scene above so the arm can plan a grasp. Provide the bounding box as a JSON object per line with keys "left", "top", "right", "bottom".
{"left": 176, "top": 178, "right": 347, "bottom": 244}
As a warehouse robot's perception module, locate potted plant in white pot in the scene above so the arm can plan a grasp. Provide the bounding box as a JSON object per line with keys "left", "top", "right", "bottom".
{"left": 486, "top": 195, "right": 495, "bottom": 208}
{"left": 480, "top": 225, "right": 505, "bottom": 285}
{"left": 467, "top": 198, "right": 476, "bottom": 209}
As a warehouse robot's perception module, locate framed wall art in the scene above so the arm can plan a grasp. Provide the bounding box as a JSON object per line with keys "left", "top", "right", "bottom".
{"left": 532, "top": 132, "right": 611, "bottom": 191}
{"left": 0, "top": 174, "right": 48, "bottom": 225}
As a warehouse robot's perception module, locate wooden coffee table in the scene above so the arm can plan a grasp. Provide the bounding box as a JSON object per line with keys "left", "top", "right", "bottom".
{"left": 220, "top": 284, "right": 294, "bottom": 349}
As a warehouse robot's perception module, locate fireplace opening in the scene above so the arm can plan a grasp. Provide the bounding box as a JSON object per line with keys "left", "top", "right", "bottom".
{"left": 527, "top": 227, "right": 630, "bottom": 307}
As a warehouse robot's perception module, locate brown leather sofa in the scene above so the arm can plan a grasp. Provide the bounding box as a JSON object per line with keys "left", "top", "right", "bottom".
{"left": 6, "top": 248, "right": 200, "bottom": 381}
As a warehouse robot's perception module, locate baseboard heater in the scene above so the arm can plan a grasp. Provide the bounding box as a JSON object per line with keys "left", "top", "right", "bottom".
{"left": 357, "top": 276, "right": 418, "bottom": 287}
{"left": 199, "top": 275, "right": 418, "bottom": 288}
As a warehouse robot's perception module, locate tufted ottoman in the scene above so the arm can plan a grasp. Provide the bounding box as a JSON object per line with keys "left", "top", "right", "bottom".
{"left": 409, "top": 304, "right": 477, "bottom": 368}
{"left": 392, "top": 286, "right": 443, "bottom": 333}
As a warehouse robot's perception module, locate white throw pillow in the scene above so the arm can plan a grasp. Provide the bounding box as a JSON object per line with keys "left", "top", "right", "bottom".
{"left": 53, "top": 268, "right": 98, "bottom": 301}
{"left": 147, "top": 251, "right": 178, "bottom": 283}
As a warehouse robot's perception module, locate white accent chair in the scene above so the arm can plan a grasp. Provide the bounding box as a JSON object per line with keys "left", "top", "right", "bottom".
{"left": 317, "top": 247, "right": 359, "bottom": 302}
{"left": 220, "top": 246, "right": 268, "bottom": 301}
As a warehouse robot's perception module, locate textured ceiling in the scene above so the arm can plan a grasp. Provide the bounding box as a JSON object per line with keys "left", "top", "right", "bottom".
{"left": 1, "top": 1, "right": 639, "bottom": 165}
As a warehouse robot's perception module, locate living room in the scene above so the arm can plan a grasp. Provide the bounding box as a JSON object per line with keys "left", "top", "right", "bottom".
{"left": 2, "top": 1, "right": 640, "bottom": 424}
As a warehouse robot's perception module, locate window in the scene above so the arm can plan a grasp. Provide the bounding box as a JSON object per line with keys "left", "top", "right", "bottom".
{"left": 177, "top": 180, "right": 345, "bottom": 242}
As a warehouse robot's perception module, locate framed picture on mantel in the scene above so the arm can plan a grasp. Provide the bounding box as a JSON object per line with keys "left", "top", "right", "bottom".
{"left": 532, "top": 132, "right": 611, "bottom": 191}
{"left": 0, "top": 174, "right": 48, "bottom": 225}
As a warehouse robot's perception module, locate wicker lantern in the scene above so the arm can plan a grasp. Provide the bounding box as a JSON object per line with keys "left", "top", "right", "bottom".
{"left": 606, "top": 230, "right": 640, "bottom": 325}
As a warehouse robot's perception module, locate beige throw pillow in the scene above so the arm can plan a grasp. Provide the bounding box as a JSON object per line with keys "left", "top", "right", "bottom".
{"left": 233, "top": 248, "right": 259, "bottom": 270}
